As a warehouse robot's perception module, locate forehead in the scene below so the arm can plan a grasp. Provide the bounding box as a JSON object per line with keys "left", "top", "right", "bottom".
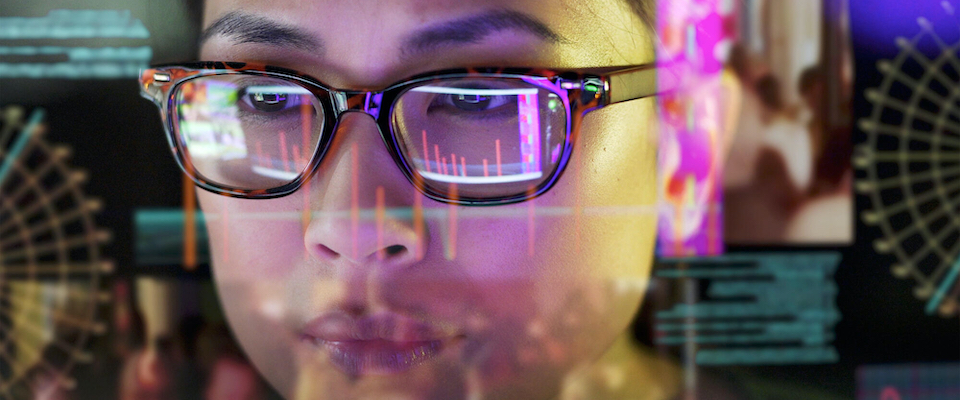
{"left": 202, "top": 0, "right": 633, "bottom": 29}
{"left": 200, "top": 0, "right": 654, "bottom": 83}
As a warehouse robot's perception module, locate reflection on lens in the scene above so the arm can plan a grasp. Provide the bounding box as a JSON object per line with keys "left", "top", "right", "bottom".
{"left": 173, "top": 75, "right": 324, "bottom": 191}
{"left": 393, "top": 78, "right": 567, "bottom": 200}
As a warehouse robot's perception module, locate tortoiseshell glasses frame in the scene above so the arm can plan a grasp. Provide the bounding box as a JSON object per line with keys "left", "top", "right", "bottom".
{"left": 139, "top": 61, "right": 667, "bottom": 206}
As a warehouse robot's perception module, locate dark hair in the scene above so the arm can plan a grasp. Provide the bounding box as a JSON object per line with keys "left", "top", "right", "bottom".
{"left": 625, "top": 0, "right": 656, "bottom": 33}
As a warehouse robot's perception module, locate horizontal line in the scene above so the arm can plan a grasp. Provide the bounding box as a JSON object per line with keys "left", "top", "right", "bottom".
{"left": 0, "top": 46, "right": 152, "bottom": 60}
{"left": 0, "top": 29, "right": 149, "bottom": 40}
{"left": 420, "top": 170, "right": 542, "bottom": 184}
{"left": 0, "top": 62, "right": 146, "bottom": 79}
{"left": 252, "top": 165, "right": 298, "bottom": 181}
{"left": 409, "top": 86, "right": 539, "bottom": 95}
{"left": 655, "top": 332, "right": 833, "bottom": 345}
{"left": 135, "top": 205, "right": 658, "bottom": 223}
{"left": 242, "top": 85, "right": 312, "bottom": 94}
{"left": 695, "top": 347, "right": 838, "bottom": 365}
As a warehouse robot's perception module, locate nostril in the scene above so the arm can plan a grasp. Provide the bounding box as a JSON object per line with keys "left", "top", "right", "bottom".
{"left": 385, "top": 245, "right": 406, "bottom": 256}
{"left": 315, "top": 244, "right": 340, "bottom": 259}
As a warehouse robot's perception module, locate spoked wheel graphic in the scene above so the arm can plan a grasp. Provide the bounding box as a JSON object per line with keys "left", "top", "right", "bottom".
{"left": 856, "top": 2, "right": 960, "bottom": 318}
{"left": 0, "top": 106, "right": 110, "bottom": 398}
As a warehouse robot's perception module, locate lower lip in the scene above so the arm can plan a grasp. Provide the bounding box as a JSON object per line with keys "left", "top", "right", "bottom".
{"left": 306, "top": 338, "right": 446, "bottom": 375}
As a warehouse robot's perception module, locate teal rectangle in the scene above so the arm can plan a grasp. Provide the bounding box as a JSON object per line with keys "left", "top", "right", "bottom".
{"left": 696, "top": 347, "right": 839, "bottom": 365}
{"left": 135, "top": 209, "right": 210, "bottom": 266}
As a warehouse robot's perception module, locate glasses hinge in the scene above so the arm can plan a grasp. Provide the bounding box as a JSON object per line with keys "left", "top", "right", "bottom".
{"left": 332, "top": 92, "right": 349, "bottom": 112}
{"left": 581, "top": 77, "right": 604, "bottom": 94}
{"left": 560, "top": 77, "right": 604, "bottom": 92}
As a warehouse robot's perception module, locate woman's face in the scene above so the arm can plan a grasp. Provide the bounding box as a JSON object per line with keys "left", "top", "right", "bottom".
{"left": 197, "top": 0, "right": 657, "bottom": 399}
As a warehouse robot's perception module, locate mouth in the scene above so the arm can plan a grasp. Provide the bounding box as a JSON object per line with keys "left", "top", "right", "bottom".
{"left": 300, "top": 311, "right": 461, "bottom": 376}
{"left": 303, "top": 337, "right": 447, "bottom": 375}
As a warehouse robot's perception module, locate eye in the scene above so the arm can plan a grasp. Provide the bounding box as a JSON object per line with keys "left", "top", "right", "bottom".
{"left": 239, "top": 85, "right": 310, "bottom": 113}
{"left": 408, "top": 82, "right": 527, "bottom": 120}
{"left": 427, "top": 91, "right": 516, "bottom": 117}
{"left": 247, "top": 92, "right": 288, "bottom": 112}
{"left": 442, "top": 93, "right": 513, "bottom": 112}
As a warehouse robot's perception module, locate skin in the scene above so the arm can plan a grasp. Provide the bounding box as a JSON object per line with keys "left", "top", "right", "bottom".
{"left": 196, "top": 0, "right": 675, "bottom": 399}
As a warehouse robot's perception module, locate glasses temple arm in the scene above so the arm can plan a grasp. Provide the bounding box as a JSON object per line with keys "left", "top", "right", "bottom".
{"left": 605, "top": 65, "right": 680, "bottom": 105}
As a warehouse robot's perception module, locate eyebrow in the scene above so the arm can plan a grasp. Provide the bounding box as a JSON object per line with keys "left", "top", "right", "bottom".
{"left": 199, "top": 11, "right": 323, "bottom": 52}
{"left": 199, "top": 9, "right": 562, "bottom": 58}
{"left": 402, "top": 10, "right": 564, "bottom": 56}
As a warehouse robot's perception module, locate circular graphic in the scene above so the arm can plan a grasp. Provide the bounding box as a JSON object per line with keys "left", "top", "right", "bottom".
{"left": 856, "top": 2, "right": 960, "bottom": 318}
{"left": 0, "top": 106, "right": 110, "bottom": 398}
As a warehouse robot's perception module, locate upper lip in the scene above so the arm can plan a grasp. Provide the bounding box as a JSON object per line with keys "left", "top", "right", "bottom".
{"left": 301, "top": 311, "right": 458, "bottom": 343}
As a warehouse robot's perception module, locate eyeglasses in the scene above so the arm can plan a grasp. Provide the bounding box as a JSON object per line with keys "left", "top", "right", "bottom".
{"left": 140, "top": 62, "right": 665, "bottom": 205}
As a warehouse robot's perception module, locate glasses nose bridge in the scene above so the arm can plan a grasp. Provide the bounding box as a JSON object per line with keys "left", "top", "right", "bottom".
{"left": 332, "top": 90, "right": 384, "bottom": 121}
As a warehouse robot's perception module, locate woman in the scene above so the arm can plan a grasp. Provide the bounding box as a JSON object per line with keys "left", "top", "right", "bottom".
{"left": 140, "top": 0, "right": 676, "bottom": 398}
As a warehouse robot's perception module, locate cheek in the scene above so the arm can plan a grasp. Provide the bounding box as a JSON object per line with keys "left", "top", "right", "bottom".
{"left": 445, "top": 98, "right": 657, "bottom": 363}
{"left": 540, "top": 98, "right": 657, "bottom": 337}
{"left": 531, "top": 96, "right": 659, "bottom": 278}
{"left": 196, "top": 191, "right": 308, "bottom": 396}
{"left": 215, "top": 280, "right": 301, "bottom": 399}
{"left": 198, "top": 190, "right": 307, "bottom": 281}
{"left": 576, "top": 98, "right": 659, "bottom": 207}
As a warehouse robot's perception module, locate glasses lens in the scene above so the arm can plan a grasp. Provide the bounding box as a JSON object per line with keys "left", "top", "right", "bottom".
{"left": 172, "top": 74, "right": 325, "bottom": 191}
{"left": 392, "top": 77, "right": 567, "bottom": 201}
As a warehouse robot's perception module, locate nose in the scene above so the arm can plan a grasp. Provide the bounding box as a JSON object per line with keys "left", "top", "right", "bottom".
{"left": 302, "top": 111, "right": 427, "bottom": 269}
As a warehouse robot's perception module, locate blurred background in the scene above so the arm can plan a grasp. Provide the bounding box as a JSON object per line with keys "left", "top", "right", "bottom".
{"left": 0, "top": 0, "right": 958, "bottom": 399}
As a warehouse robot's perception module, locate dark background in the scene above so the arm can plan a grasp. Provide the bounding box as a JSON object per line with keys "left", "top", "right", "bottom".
{"left": 1, "top": 0, "right": 958, "bottom": 398}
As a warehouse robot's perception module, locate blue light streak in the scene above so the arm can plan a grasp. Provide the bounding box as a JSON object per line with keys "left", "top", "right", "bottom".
{"left": 925, "top": 256, "right": 960, "bottom": 315}
{"left": 0, "top": 108, "right": 45, "bottom": 188}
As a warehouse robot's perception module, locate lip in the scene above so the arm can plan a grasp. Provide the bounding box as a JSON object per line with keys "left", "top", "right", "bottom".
{"left": 300, "top": 312, "right": 460, "bottom": 375}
